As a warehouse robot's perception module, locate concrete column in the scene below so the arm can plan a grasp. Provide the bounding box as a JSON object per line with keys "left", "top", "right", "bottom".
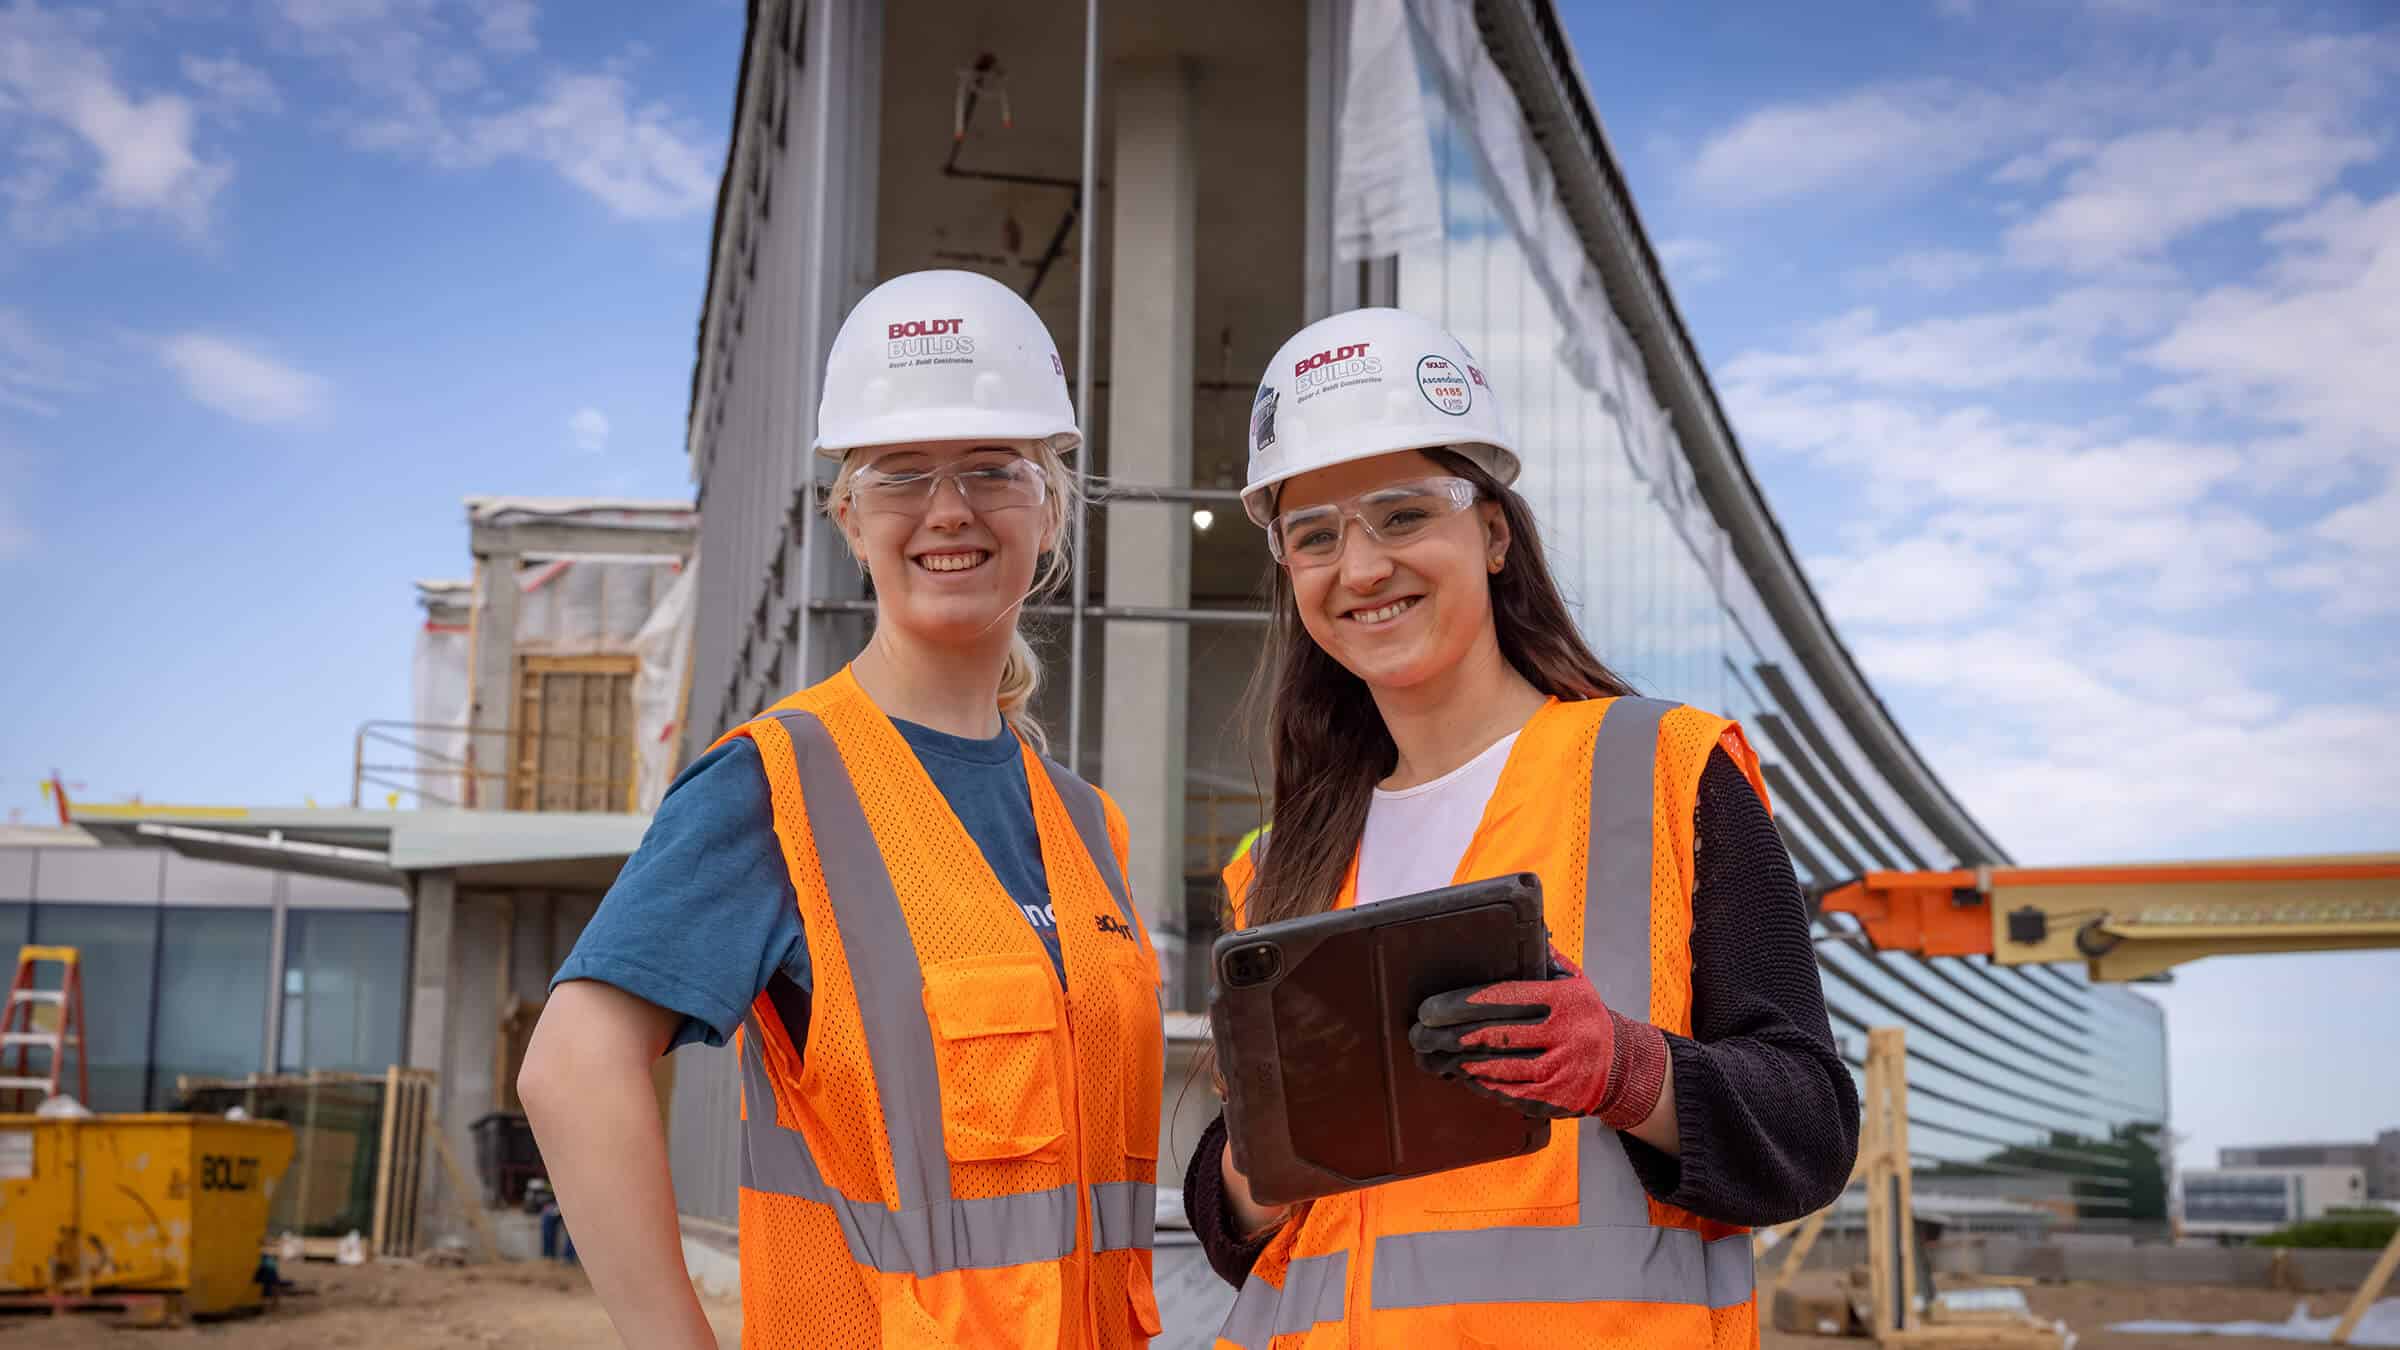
{"left": 1102, "top": 62, "right": 1196, "bottom": 1004}
{"left": 406, "top": 869, "right": 460, "bottom": 1230}
{"left": 468, "top": 553, "right": 520, "bottom": 810}
{"left": 406, "top": 870, "right": 456, "bottom": 1075}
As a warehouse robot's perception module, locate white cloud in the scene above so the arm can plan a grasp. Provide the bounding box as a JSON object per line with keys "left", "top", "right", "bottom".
{"left": 182, "top": 53, "right": 281, "bottom": 115}
{"left": 1991, "top": 137, "right": 2100, "bottom": 186}
{"left": 0, "top": 309, "right": 91, "bottom": 416}
{"left": 568, "top": 406, "right": 609, "bottom": 453}
{"left": 1686, "top": 81, "right": 2001, "bottom": 208}
{"left": 2144, "top": 191, "right": 2400, "bottom": 471}
{"left": 459, "top": 74, "right": 718, "bottom": 219}
{"left": 2272, "top": 468, "right": 2400, "bottom": 620}
{"left": 1850, "top": 248, "right": 1990, "bottom": 293}
{"left": 2005, "top": 120, "right": 2377, "bottom": 272}
{"left": 1724, "top": 285, "right": 2182, "bottom": 392}
{"left": 0, "top": 3, "right": 232, "bottom": 238}
{"left": 1656, "top": 237, "right": 1728, "bottom": 285}
{"left": 266, "top": 4, "right": 714, "bottom": 220}
{"left": 1855, "top": 618, "right": 2399, "bottom": 860}
{"left": 1684, "top": 29, "right": 2398, "bottom": 214}
{"left": 1807, "top": 535, "right": 2020, "bottom": 626}
{"left": 478, "top": 0, "right": 537, "bottom": 54}
{"left": 158, "top": 334, "right": 328, "bottom": 424}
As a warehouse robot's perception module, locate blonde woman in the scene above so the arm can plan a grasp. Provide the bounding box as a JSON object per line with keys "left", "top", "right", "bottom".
{"left": 524, "top": 271, "right": 1167, "bottom": 1349}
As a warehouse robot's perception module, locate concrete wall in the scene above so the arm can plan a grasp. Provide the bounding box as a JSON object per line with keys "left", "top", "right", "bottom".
{"left": 418, "top": 884, "right": 608, "bottom": 1232}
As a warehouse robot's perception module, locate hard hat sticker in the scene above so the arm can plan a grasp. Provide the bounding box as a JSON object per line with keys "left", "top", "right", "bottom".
{"left": 886, "top": 318, "right": 976, "bottom": 368}
{"left": 1250, "top": 385, "right": 1280, "bottom": 453}
{"left": 1291, "top": 341, "right": 1383, "bottom": 404}
{"left": 1416, "top": 355, "right": 1471, "bottom": 415}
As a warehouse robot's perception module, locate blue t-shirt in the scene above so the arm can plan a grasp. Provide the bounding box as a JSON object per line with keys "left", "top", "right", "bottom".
{"left": 553, "top": 718, "right": 1061, "bottom": 1051}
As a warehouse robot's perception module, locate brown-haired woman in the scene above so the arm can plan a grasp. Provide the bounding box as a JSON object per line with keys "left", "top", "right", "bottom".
{"left": 1183, "top": 308, "right": 1857, "bottom": 1348}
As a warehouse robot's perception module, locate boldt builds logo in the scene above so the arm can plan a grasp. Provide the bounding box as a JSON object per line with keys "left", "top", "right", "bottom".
{"left": 888, "top": 318, "right": 975, "bottom": 360}
{"left": 1292, "top": 341, "right": 1383, "bottom": 400}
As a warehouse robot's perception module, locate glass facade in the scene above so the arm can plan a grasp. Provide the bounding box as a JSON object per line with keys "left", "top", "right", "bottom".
{"left": 1397, "top": 17, "right": 2171, "bottom": 1231}
{"left": 278, "top": 910, "right": 409, "bottom": 1075}
{"left": 28, "top": 903, "right": 157, "bottom": 1113}
{"left": 0, "top": 848, "right": 409, "bottom": 1111}
{"left": 152, "top": 908, "right": 273, "bottom": 1107}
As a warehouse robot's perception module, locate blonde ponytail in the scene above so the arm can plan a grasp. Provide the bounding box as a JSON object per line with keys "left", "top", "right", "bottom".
{"left": 998, "top": 628, "right": 1046, "bottom": 754}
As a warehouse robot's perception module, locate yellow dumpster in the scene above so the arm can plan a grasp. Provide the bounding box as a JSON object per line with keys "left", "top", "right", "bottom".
{"left": 0, "top": 1114, "right": 295, "bottom": 1321}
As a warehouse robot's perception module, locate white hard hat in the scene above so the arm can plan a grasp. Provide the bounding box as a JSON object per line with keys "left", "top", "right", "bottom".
{"left": 816, "top": 269, "right": 1080, "bottom": 459}
{"left": 1242, "top": 307, "right": 1520, "bottom": 525}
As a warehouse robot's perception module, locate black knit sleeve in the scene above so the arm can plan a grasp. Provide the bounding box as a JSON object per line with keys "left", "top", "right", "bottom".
{"left": 1619, "top": 748, "right": 1860, "bottom": 1224}
{"left": 1183, "top": 1113, "right": 1280, "bottom": 1286}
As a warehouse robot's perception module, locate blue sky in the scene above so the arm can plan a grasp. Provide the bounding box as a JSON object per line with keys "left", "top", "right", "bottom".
{"left": 1563, "top": 0, "right": 2400, "bottom": 1169}
{"left": 2, "top": 2, "right": 2393, "bottom": 1170}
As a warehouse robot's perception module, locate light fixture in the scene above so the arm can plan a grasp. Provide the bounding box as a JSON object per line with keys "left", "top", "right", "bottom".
{"left": 1192, "top": 508, "right": 1215, "bottom": 532}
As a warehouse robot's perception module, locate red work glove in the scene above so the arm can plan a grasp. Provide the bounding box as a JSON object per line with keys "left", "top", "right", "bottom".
{"left": 1409, "top": 946, "right": 1668, "bottom": 1130}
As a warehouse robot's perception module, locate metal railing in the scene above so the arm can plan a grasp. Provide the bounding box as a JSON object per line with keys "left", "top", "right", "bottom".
{"left": 351, "top": 721, "right": 639, "bottom": 812}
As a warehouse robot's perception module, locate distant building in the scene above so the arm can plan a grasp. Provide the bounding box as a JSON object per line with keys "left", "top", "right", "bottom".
{"left": 42, "top": 497, "right": 695, "bottom": 1246}
{"left": 2223, "top": 1136, "right": 2400, "bottom": 1201}
{"left": 2183, "top": 1166, "right": 2370, "bottom": 1239}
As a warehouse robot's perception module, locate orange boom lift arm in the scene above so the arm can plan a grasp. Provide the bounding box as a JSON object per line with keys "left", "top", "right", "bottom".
{"left": 1816, "top": 855, "right": 2400, "bottom": 982}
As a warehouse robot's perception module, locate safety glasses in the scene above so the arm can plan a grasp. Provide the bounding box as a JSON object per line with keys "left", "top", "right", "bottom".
{"left": 1267, "top": 476, "right": 1479, "bottom": 567}
{"left": 851, "top": 455, "right": 1049, "bottom": 517}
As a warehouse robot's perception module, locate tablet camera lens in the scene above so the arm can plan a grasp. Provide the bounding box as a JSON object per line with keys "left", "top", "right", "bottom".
{"left": 1225, "top": 943, "right": 1282, "bottom": 988}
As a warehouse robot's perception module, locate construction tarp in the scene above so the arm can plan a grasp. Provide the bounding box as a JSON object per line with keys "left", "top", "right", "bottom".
{"left": 406, "top": 500, "right": 695, "bottom": 812}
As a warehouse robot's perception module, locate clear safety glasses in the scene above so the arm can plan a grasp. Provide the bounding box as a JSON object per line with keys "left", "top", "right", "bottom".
{"left": 1267, "top": 476, "right": 1479, "bottom": 568}
{"left": 850, "top": 455, "right": 1049, "bottom": 517}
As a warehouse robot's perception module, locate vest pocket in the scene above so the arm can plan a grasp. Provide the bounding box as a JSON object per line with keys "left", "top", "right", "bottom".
{"left": 1110, "top": 957, "right": 1164, "bottom": 1162}
{"left": 1126, "top": 1259, "right": 1164, "bottom": 1338}
{"left": 922, "top": 953, "right": 1068, "bottom": 1162}
{"left": 876, "top": 1264, "right": 1063, "bottom": 1348}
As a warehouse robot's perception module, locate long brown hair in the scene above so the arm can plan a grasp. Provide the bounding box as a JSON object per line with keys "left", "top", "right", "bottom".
{"left": 1238, "top": 449, "right": 1634, "bottom": 930}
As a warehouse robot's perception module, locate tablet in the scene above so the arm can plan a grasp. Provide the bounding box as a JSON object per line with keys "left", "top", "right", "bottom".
{"left": 1208, "top": 873, "right": 1551, "bottom": 1207}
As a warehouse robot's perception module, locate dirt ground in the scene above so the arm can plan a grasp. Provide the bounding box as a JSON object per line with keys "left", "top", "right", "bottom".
{"left": 0, "top": 1265, "right": 2373, "bottom": 1347}
{"left": 1762, "top": 1277, "right": 2376, "bottom": 1350}
{"left": 0, "top": 1259, "right": 740, "bottom": 1349}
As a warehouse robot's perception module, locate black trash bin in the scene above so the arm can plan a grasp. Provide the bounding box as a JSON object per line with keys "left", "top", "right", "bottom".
{"left": 470, "top": 1112, "right": 548, "bottom": 1210}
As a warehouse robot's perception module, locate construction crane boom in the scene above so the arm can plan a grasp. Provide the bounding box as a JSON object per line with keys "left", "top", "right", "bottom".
{"left": 1812, "top": 851, "right": 2400, "bottom": 1344}
{"left": 1817, "top": 854, "right": 2400, "bottom": 982}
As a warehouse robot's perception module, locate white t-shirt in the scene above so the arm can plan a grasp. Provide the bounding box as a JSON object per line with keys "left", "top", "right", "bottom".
{"left": 1354, "top": 732, "right": 1520, "bottom": 906}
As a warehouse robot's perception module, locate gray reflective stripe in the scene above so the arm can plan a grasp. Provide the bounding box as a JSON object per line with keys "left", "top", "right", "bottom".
{"left": 739, "top": 1020, "right": 1082, "bottom": 1275}
{"left": 1369, "top": 1225, "right": 1755, "bottom": 1310}
{"left": 1089, "top": 1180, "right": 1156, "bottom": 1253}
{"left": 1580, "top": 697, "right": 1673, "bottom": 1223}
{"left": 1220, "top": 1251, "right": 1349, "bottom": 1348}
{"left": 771, "top": 711, "right": 949, "bottom": 1213}
{"left": 1705, "top": 1233, "right": 1756, "bottom": 1308}
{"left": 1039, "top": 757, "right": 1140, "bottom": 935}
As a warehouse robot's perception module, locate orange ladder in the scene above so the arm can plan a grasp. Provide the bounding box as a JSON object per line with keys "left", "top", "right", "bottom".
{"left": 0, "top": 945, "right": 89, "bottom": 1110}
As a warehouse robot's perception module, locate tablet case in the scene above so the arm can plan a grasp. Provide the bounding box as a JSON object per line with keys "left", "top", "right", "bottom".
{"left": 1208, "top": 874, "right": 1551, "bottom": 1207}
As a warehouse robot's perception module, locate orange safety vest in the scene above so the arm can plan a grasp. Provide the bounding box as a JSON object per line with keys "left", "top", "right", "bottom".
{"left": 1214, "top": 696, "right": 1768, "bottom": 1349}
{"left": 719, "top": 668, "right": 1167, "bottom": 1348}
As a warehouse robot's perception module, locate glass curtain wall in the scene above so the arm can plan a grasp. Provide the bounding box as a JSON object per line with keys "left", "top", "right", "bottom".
{"left": 152, "top": 908, "right": 273, "bottom": 1106}
{"left": 0, "top": 861, "right": 409, "bottom": 1108}
{"left": 278, "top": 910, "right": 408, "bottom": 1075}
{"left": 1393, "top": 9, "right": 2170, "bottom": 1230}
